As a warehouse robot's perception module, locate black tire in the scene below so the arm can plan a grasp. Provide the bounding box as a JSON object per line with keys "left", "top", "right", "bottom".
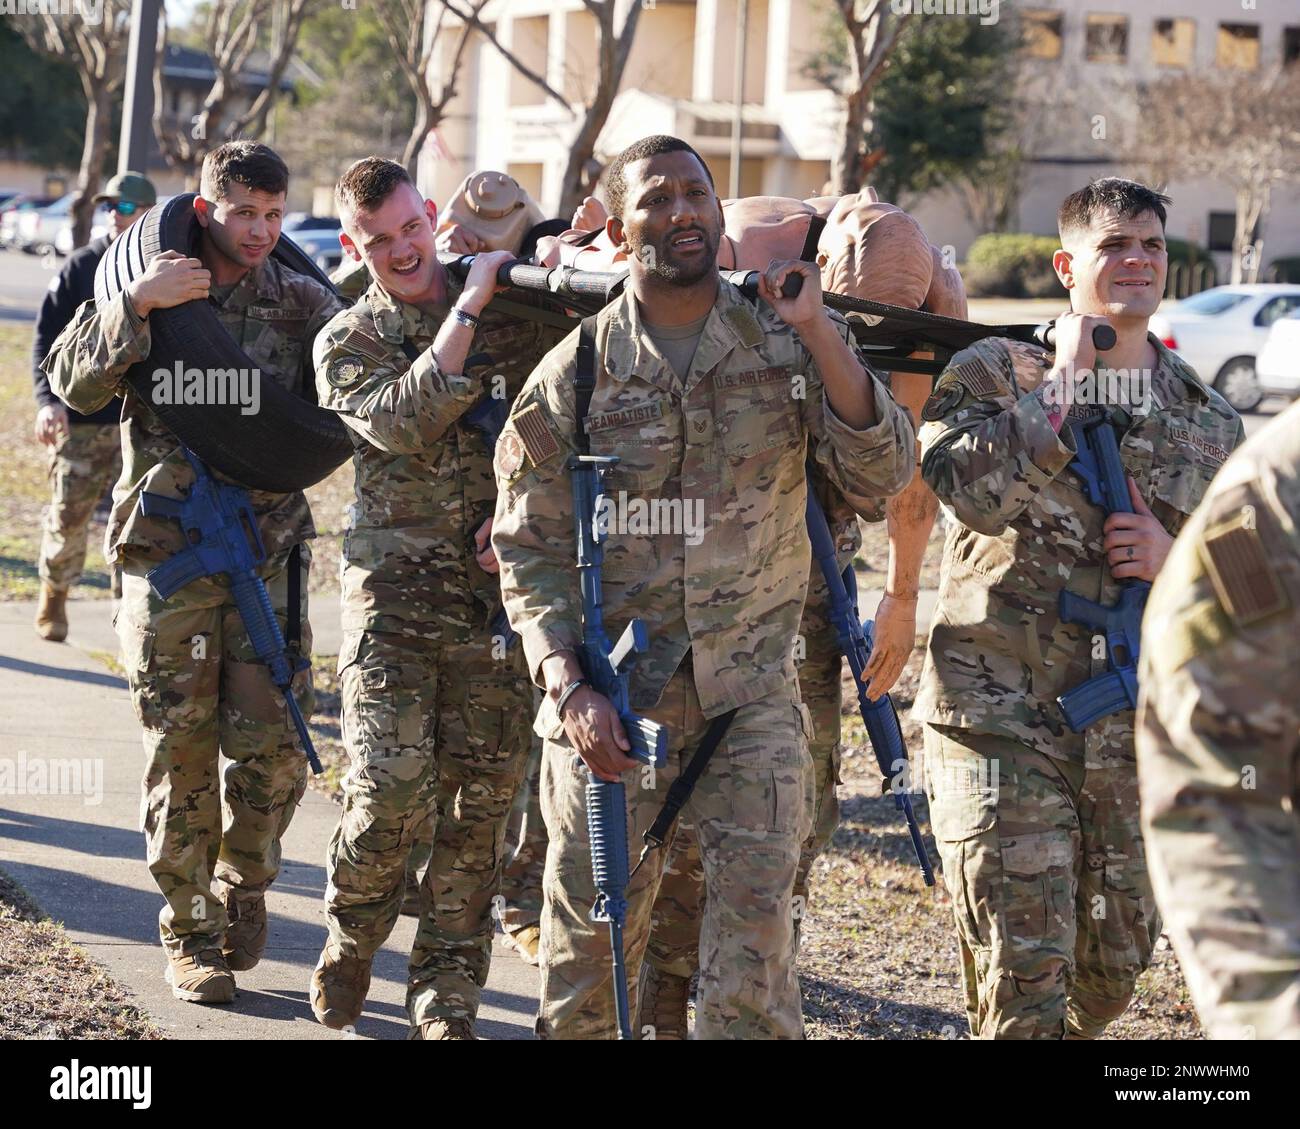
{"left": 1213, "top": 355, "right": 1264, "bottom": 414}
{"left": 94, "top": 193, "right": 351, "bottom": 492}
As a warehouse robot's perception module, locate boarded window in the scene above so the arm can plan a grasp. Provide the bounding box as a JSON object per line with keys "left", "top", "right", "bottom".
{"left": 1152, "top": 18, "right": 1196, "bottom": 68}
{"left": 1086, "top": 14, "right": 1129, "bottom": 64}
{"left": 1217, "top": 23, "right": 1260, "bottom": 69}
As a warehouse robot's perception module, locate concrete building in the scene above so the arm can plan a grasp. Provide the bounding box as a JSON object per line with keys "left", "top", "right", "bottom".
{"left": 421, "top": 0, "right": 1300, "bottom": 277}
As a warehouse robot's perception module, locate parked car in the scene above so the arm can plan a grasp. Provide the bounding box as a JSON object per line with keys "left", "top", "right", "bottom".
{"left": 0, "top": 194, "right": 56, "bottom": 248}
{"left": 285, "top": 216, "right": 343, "bottom": 271}
{"left": 1258, "top": 309, "right": 1300, "bottom": 400}
{"left": 1149, "top": 284, "right": 1300, "bottom": 412}
{"left": 17, "top": 193, "right": 79, "bottom": 255}
{"left": 54, "top": 204, "right": 111, "bottom": 256}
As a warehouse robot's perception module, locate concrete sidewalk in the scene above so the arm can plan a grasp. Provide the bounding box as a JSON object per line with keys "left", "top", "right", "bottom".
{"left": 0, "top": 597, "right": 539, "bottom": 1040}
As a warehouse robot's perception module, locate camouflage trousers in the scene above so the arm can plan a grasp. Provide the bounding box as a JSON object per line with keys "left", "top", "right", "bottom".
{"left": 115, "top": 543, "right": 313, "bottom": 957}
{"left": 39, "top": 423, "right": 121, "bottom": 590}
{"left": 538, "top": 665, "right": 814, "bottom": 1040}
{"left": 323, "top": 630, "right": 532, "bottom": 1025}
{"left": 645, "top": 620, "right": 842, "bottom": 976}
{"left": 923, "top": 723, "right": 1160, "bottom": 1039}
{"left": 403, "top": 724, "right": 546, "bottom": 936}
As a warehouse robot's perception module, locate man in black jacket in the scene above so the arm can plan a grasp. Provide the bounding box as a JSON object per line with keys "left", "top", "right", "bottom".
{"left": 32, "top": 171, "right": 155, "bottom": 640}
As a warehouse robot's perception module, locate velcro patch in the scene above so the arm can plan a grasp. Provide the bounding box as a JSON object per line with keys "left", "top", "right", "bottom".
{"left": 921, "top": 383, "right": 964, "bottom": 422}
{"left": 1200, "top": 514, "right": 1289, "bottom": 626}
{"left": 327, "top": 356, "right": 367, "bottom": 389}
{"left": 951, "top": 359, "right": 1001, "bottom": 398}
{"left": 723, "top": 304, "right": 765, "bottom": 348}
{"left": 338, "top": 327, "right": 391, "bottom": 365}
{"left": 714, "top": 366, "right": 791, "bottom": 390}
{"left": 587, "top": 401, "right": 664, "bottom": 432}
{"left": 514, "top": 403, "right": 560, "bottom": 467}
{"left": 247, "top": 306, "right": 309, "bottom": 322}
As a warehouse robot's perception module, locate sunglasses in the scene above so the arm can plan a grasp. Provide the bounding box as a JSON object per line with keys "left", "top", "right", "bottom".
{"left": 111, "top": 201, "right": 140, "bottom": 216}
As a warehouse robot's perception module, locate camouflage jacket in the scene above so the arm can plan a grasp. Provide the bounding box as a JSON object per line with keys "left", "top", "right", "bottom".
{"left": 491, "top": 279, "right": 916, "bottom": 720}
{"left": 43, "top": 257, "right": 344, "bottom": 564}
{"left": 313, "top": 275, "right": 564, "bottom": 641}
{"left": 1136, "top": 400, "right": 1300, "bottom": 1040}
{"left": 913, "top": 334, "right": 1244, "bottom": 765}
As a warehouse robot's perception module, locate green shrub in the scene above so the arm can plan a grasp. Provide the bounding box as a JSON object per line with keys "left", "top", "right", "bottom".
{"left": 962, "top": 233, "right": 1062, "bottom": 297}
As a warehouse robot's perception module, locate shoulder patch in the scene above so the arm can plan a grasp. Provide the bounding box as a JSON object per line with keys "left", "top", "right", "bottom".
{"left": 337, "top": 326, "right": 391, "bottom": 365}
{"left": 921, "top": 383, "right": 965, "bottom": 422}
{"left": 514, "top": 402, "right": 561, "bottom": 467}
{"left": 723, "top": 304, "right": 765, "bottom": 349}
{"left": 949, "top": 357, "right": 1002, "bottom": 398}
{"left": 327, "top": 356, "right": 367, "bottom": 389}
{"left": 497, "top": 431, "right": 526, "bottom": 478}
{"left": 1200, "top": 511, "right": 1290, "bottom": 626}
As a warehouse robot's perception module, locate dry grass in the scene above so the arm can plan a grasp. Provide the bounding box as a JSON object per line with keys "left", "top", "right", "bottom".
{"left": 0, "top": 868, "right": 162, "bottom": 1040}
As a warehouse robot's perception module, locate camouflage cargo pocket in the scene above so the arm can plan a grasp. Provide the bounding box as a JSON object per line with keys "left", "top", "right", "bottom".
{"left": 462, "top": 674, "right": 532, "bottom": 767}
{"left": 116, "top": 618, "right": 162, "bottom": 731}
{"left": 719, "top": 700, "right": 810, "bottom": 838}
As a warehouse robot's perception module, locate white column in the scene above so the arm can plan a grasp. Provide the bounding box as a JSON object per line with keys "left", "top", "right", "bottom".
{"left": 694, "top": 0, "right": 719, "bottom": 102}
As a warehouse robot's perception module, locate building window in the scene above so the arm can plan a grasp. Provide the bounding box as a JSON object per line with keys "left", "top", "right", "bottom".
{"left": 1217, "top": 23, "right": 1260, "bottom": 69}
{"left": 1152, "top": 18, "right": 1195, "bottom": 68}
{"left": 1284, "top": 26, "right": 1300, "bottom": 66}
{"left": 1085, "top": 14, "right": 1128, "bottom": 64}
{"left": 1207, "top": 211, "right": 1237, "bottom": 253}
{"left": 1022, "top": 9, "right": 1063, "bottom": 60}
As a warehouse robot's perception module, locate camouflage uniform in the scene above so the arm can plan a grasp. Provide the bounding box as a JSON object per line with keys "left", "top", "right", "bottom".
{"left": 313, "top": 277, "right": 562, "bottom": 1026}
{"left": 1137, "top": 399, "right": 1300, "bottom": 1041}
{"left": 645, "top": 478, "right": 860, "bottom": 976}
{"left": 491, "top": 281, "right": 915, "bottom": 1038}
{"left": 913, "top": 334, "right": 1243, "bottom": 1038}
{"left": 39, "top": 423, "right": 122, "bottom": 590}
{"left": 43, "top": 261, "right": 344, "bottom": 957}
{"left": 498, "top": 737, "right": 547, "bottom": 934}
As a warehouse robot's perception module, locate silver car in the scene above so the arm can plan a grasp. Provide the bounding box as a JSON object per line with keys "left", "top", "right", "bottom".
{"left": 1150, "top": 285, "right": 1300, "bottom": 412}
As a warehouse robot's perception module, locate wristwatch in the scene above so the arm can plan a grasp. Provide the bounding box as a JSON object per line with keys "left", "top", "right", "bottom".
{"left": 555, "top": 678, "right": 590, "bottom": 720}
{"left": 451, "top": 305, "right": 481, "bottom": 330}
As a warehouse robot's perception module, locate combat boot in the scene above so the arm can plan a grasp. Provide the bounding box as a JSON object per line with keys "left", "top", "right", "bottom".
{"left": 410, "top": 1017, "right": 476, "bottom": 1040}
{"left": 217, "top": 883, "right": 267, "bottom": 971}
{"left": 35, "top": 582, "right": 68, "bottom": 642}
{"left": 501, "top": 924, "right": 541, "bottom": 966}
{"left": 635, "top": 963, "right": 690, "bottom": 1040}
{"left": 310, "top": 948, "right": 372, "bottom": 1030}
{"left": 165, "top": 948, "right": 236, "bottom": 1004}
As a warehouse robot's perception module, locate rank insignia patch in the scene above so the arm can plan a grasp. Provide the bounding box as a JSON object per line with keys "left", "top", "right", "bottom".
{"left": 328, "top": 357, "right": 366, "bottom": 389}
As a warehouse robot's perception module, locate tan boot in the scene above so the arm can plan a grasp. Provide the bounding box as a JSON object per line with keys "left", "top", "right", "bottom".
{"left": 501, "top": 924, "right": 541, "bottom": 967}
{"left": 217, "top": 884, "right": 267, "bottom": 972}
{"left": 635, "top": 963, "right": 690, "bottom": 1040}
{"left": 310, "top": 948, "right": 372, "bottom": 1030}
{"left": 35, "top": 583, "right": 68, "bottom": 642}
{"left": 410, "top": 1016, "right": 475, "bottom": 1040}
{"left": 165, "top": 948, "right": 235, "bottom": 1004}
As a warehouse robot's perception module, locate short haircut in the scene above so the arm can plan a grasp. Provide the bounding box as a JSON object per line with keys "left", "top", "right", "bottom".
{"left": 200, "top": 141, "right": 289, "bottom": 200}
{"left": 1058, "top": 177, "right": 1171, "bottom": 239}
{"left": 335, "top": 157, "right": 414, "bottom": 216}
{"left": 603, "top": 135, "right": 715, "bottom": 221}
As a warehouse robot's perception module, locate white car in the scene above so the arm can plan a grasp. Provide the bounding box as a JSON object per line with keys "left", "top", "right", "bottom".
{"left": 54, "top": 204, "right": 110, "bottom": 256}
{"left": 1258, "top": 309, "right": 1300, "bottom": 399}
{"left": 1149, "top": 285, "right": 1300, "bottom": 412}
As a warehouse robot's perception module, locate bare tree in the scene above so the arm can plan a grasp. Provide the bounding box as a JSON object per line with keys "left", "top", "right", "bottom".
{"left": 373, "top": 0, "right": 490, "bottom": 175}
{"left": 1139, "top": 66, "right": 1300, "bottom": 284}
{"left": 804, "top": 1, "right": 911, "bottom": 195}
{"left": 17, "top": 3, "right": 132, "bottom": 249}
{"left": 446, "top": 0, "right": 644, "bottom": 216}
{"left": 152, "top": 0, "right": 316, "bottom": 188}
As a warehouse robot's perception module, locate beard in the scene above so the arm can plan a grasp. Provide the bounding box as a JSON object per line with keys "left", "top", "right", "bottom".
{"left": 640, "top": 225, "right": 721, "bottom": 286}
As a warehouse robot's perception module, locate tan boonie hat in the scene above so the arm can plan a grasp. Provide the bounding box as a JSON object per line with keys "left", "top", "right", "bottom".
{"left": 438, "top": 170, "right": 546, "bottom": 253}
{"left": 93, "top": 171, "right": 158, "bottom": 207}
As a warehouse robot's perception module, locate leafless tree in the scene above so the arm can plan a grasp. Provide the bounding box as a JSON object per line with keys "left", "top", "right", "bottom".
{"left": 152, "top": 0, "right": 316, "bottom": 188}
{"left": 804, "top": 1, "right": 911, "bottom": 195}
{"left": 446, "top": 0, "right": 644, "bottom": 216}
{"left": 1138, "top": 66, "right": 1300, "bottom": 283}
{"left": 17, "top": 3, "right": 132, "bottom": 249}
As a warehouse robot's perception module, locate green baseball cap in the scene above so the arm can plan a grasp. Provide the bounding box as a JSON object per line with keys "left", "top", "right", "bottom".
{"left": 93, "top": 171, "right": 157, "bottom": 208}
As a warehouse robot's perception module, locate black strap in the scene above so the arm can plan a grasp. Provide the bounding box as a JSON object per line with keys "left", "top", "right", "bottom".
{"left": 630, "top": 706, "right": 738, "bottom": 879}
{"left": 487, "top": 295, "right": 578, "bottom": 332}
{"left": 286, "top": 542, "right": 302, "bottom": 653}
{"left": 575, "top": 314, "right": 599, "bottom": 456}
{"left": 799, "top": 214, "right": 827, "bottom": 264}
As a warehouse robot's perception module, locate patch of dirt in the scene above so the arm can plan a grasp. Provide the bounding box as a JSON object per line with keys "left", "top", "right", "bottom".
{"left": 0, "top": 867, "right": 162, "bottom": 1039}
